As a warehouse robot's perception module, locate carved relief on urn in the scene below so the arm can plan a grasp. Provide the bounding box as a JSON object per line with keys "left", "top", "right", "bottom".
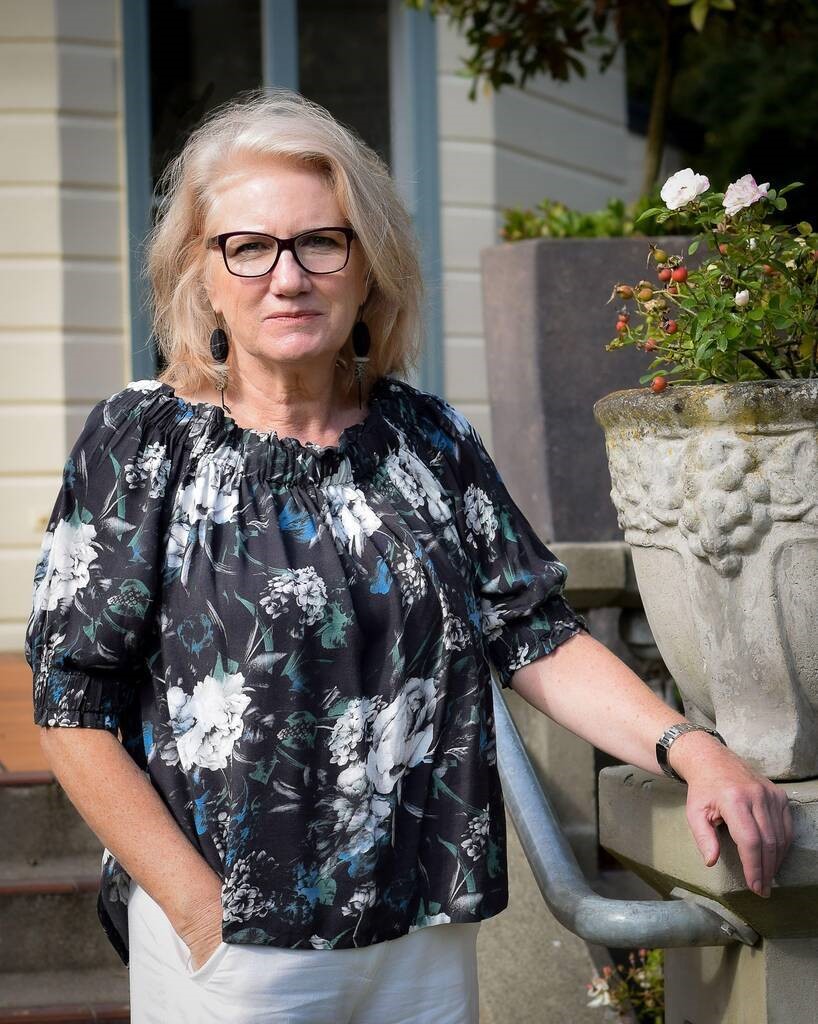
{"left": 594, "top": 380, "right": 818, "bottom": 780}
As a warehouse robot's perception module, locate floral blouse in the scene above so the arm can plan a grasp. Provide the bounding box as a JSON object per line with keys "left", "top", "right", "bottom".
{"left": 25, "top": 374, "right": 590, "bottom": 965}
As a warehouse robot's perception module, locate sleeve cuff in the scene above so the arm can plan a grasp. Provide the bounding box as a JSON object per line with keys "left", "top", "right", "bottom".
{"left": 33, "top": 668, "right": 123, "bottom": 733}
{"left": 486, "top": 595, "right": 591, "bottom": 689}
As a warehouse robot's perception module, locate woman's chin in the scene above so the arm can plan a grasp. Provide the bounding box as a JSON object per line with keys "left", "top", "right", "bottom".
{"left": 256, "top": 328, "right": 341, "bottom": 364}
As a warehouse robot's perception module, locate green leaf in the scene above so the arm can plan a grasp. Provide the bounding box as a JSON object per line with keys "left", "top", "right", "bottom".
{"left": 747, "top": 307, "right": 766, "bottom": 321}
{"left": 774, "top": 197, "right": 788, "bottom": 211}
{"left": 797, "top": 221, "right": 813, "bottom": 236}
{"left": 668, "top": 0, "right": 695, "bottom": 5}
{"left": 635, "top": 207, "right": 665, "bottom": 224}
{"left": 716, "top": 335, "right": 730, "bottom": 352}
{"left": 779, "top": 182, "right": 804, "bottom": 196}
{"left": 688, "top": 239, "right": 701, "bottom": 255}
{"left": 690, "top": 0, "right": 710, "bottom": 31}
{"left": 724, "top": 322, "right": 743, "bottom": 340}
{"left": 695, "top": 339, "right": 715, "bottom": 362}
{"left": 710, "top": 0, "right": 736, "bottom": 8}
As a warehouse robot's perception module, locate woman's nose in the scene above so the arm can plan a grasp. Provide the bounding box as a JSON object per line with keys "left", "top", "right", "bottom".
{"left": 270, "top": 248, "right": 310, "bottom": 292}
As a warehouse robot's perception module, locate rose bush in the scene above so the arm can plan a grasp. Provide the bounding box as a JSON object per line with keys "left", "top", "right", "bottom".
{"left": 606, "top": 169, "right": 818, "bottom": 392}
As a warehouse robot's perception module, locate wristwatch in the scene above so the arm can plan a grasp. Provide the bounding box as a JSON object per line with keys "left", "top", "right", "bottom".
{"left": 656, "top": 723, "right": 726, "bottom": 783}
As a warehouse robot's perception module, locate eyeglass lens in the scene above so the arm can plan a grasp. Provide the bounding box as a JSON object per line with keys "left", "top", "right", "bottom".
{"left": 223, "top": 231, "right": 349, "bottom": 276}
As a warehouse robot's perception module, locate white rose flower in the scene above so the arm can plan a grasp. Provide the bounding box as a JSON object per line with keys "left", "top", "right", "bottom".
{"left": 734, "top": 289, "right": 750, "bottom": 308}
{"left": 660, "top": 168, "right": 710, "bottom": 210}
{"left": 723, "top": 174, "right": 770, "bottom": 217}
{"left": 169, "top": 671, "right": 250, "bottom": 771}
{"left": 319, "top": 478, "right": 382, "bottom": 557}
{"left": 33, "top": 518, "right": 99, "bottom": 613}
{"left": 366, "top": 677, "right": 438, "bottom": 795}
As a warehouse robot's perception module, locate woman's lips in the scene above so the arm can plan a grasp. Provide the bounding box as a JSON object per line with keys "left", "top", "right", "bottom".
{"left": 266, "top": 312, "right": 321, "bottom": 320}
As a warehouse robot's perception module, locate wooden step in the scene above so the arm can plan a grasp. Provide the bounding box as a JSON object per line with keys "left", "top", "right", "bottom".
{"left": 0, "top": 966, "right": 128, "bottom": 1017}
{"left": 0, "top": 859, "right": 120, "bottom": 974}
{"left": 0, "top": 772, "right": 101, "bottom": 862}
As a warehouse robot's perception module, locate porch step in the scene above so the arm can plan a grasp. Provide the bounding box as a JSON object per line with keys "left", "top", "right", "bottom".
{"left": 0, "top": 773, "right": 130, "bottom": 1017}
{"left": 0, "top": 967, "right": 128, "bottom": 1016}
{"left": 0, "top": 772, "right": 101, "bottom": 862}
{"left": 0, "top": 859, "right": 122, "bottom": 974}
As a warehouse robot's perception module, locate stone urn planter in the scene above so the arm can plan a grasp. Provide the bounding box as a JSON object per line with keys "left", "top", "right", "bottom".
{"left": 593, "top": 378, "right": 818, "bottom": 780}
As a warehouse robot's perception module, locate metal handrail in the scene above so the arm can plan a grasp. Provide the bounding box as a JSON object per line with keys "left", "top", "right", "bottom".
{"left": 492, "top": 675, "right": 758, "bottom": 948}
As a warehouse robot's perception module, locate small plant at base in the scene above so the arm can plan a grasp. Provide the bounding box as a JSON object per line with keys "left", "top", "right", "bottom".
{"left": 501, "top": 193, "right": 695, "bottom": 242}
{"left": 605, "top": 169, "right": 818, "bottom": 390}
{"left": 587, "top": 948, "right": 664, "bottom": 1023}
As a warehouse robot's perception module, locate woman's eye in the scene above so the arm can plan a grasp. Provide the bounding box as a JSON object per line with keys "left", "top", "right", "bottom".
{"left": 302, "top": 234, "right": 339, "bottom": 249}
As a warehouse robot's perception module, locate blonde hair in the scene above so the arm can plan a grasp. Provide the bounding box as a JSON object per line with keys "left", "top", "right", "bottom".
{"left": 145, "top": 87, "right": 424, "bottom": 397}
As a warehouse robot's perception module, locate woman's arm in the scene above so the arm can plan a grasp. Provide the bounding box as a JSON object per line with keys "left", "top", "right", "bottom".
{"left": 38, "top": 727, "right": 223, "bottom": 965}
{"left": 509, "top": 630, "right": 794, "bottom": 899}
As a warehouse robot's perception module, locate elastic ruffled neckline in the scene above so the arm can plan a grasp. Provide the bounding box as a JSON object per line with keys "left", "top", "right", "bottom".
{"left": 154, "top": 374, "right": 402, "bottom": 487}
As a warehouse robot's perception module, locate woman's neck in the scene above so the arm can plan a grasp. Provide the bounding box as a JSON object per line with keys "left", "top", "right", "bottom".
{"left": 178, "top": 363, "right": 369, "bottom": 444}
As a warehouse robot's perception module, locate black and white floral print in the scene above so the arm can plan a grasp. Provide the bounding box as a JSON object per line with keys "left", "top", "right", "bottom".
{"left": 25, "top": 374, "right": 590, "bottom": 966}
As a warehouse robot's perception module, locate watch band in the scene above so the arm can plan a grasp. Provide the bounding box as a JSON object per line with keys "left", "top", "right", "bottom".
{"left": 656, "top": 723, "right": 726, "bottom": 782}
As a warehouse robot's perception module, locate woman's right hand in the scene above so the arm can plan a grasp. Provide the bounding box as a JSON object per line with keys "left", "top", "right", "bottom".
{"left": 172, "top": 876, "right": 225, "bottom": 971}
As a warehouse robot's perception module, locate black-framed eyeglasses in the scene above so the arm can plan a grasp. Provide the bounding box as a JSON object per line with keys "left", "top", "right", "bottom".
{"left": 205, "top": 227, "right": 357, "bottom": 277}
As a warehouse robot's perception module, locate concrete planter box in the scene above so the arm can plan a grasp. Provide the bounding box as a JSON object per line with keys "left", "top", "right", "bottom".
{"left": 593, "top": 379, "right": 818, "bottom": 781}
{"left": 481, "top": 235, "right": 693, "bottom": 543}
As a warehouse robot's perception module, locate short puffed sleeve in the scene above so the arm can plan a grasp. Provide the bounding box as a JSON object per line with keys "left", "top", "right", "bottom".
{"left": 426, "top": 394, "right": 591, "bottom": 689}
{"left": 25, "top": 384, "right": 170, "bottom": 732}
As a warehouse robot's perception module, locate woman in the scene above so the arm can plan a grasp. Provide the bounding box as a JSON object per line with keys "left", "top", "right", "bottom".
{"left": 26, "top": 89, "right": 792, "bottom": 1023}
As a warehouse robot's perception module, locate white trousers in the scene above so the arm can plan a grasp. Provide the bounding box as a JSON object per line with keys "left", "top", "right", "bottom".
{"left": 127, "top": 880, "right": 481, "bottom": 1024}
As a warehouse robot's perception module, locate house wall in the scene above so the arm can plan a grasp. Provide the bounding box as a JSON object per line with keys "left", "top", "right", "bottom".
{"left": 0, "top": 0, "right": 129, "bottom": 653}
{"left": 436, "top": 19, "right": 631, "bottom": 445}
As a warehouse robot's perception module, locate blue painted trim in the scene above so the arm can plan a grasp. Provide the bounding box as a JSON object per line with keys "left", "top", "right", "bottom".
{"left": 388, "top": 1, "right": 444, "bottom": 397}
{"left": 121, "top": 0, "right": 155, "bottom": 381}
{"left": 261, "top": 0, "right": 299, "bottom": 89}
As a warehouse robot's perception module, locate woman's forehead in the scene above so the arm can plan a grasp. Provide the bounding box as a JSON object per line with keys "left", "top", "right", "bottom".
{"left": 206, "top": 155, "right": 343, "bottom": 230}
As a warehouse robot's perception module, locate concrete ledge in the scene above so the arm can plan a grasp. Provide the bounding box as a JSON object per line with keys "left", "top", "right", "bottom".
{"left": 549, "top": 541, "right": 642, "bottom": 608}
{"left": 598, "top": 765, "right": 818, "bottom": 939}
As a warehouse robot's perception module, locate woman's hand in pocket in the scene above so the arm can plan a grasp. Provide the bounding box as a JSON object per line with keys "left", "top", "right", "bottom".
{"left": 172, "top": 875, "right": 225, "bottom": 971}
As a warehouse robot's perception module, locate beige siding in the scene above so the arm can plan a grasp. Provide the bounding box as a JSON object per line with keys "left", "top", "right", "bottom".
{"left": 0, "top": 0, "right": 129, "bottom": 652}
{"left": 436, "top": 19, "right": 631, "bottom": 444}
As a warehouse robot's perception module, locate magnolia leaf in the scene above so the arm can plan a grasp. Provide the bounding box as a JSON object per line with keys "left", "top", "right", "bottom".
{"left": 690, "top": 0, "right": 710, "bottom": 31}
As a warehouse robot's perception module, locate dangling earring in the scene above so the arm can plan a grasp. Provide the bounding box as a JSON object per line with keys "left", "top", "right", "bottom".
{"left": 351, "top": 303, "right": 371, "bottom": 410}
{"left": 209, "top": 323, "right": 231, "bottom": 414}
